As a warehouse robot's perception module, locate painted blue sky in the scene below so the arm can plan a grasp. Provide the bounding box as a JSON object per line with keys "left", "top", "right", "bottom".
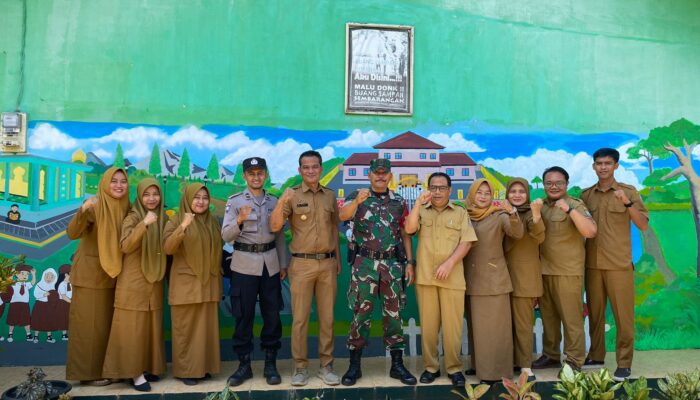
{"left": 26, "top": 119, "right": 690, "bottom": 188}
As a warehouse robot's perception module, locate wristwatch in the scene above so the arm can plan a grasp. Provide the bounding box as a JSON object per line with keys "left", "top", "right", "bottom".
{"left": 407, "top": 259, "right": 416, "bottom": 266}
{"left": 566, "top": 206, "right": 573, "bottom": 214}
{"left": 624, "top": 201, "right": 634, "bottom": 208}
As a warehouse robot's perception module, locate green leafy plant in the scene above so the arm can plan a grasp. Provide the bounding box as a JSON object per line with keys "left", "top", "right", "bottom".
{"left": 452, "top": 382, "right": 491, "bottom": 399}
{"left": 553, "top": 363, "right": 588, "bottom": 400}
{"left": 583, "top": 368, "right": 622, "bottom": 400}
{"left": 621, "top": 376, "right": 651, "bottom": 400}
{"left": 657, "top": 369, "right": 700, "bottom": 400}
{"left": 15, "top": 368, "right": 53, "bottom": 400}
{"left": 500, "top": 371, "right": 541, "bottom": 400}
{"left": 0, "top": 254, "right": 25, "bottom": 293}
{"left": 203, "top": 385, "right": 239, "bottom": 400}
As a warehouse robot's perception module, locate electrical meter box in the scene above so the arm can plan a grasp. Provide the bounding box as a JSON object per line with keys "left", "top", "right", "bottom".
{"left": 1, "top": 112, "right": 27, "bottom": 153}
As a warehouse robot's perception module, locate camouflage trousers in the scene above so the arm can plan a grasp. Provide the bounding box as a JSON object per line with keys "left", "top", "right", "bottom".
{"left": 346, "top": 255, "right": 406, "bottom": 351}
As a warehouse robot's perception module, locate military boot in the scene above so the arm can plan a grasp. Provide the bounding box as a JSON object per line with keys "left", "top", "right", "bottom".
{"left": 389, "top": 349, "right": 417, "bottom": 385}
{"left": 227, "top": 353, "right": 253, "bottom": 386}
{"left": 341, "top": 349, "right": 363, "bottom": 386}
{"left": 263, "top": 349, "right": 281, "bottom": 385}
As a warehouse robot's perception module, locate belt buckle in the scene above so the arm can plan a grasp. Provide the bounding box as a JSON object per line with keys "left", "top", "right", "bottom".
{"left": 253, "top": 243, "right": 262, "bottom": 252}
{"left": 314, "top": 253, "right": 324, "bottom": 260}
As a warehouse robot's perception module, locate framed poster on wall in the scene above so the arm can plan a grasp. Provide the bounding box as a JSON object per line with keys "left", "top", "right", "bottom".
{"left": 345, "top": 23, "right": 414, "bottom": 115}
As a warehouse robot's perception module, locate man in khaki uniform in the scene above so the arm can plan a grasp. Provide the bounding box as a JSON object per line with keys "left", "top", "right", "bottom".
{"left": 404, "top": 172, "right": 477, "bottom": 387}
{"left": 270, "top": 150, "right": 341, "bottom": 387}
{"left": 533, "top": 166, "right": 596, "bottom": 371}
{"left": 580, "top": 148, "right": 648, "bottom": 382}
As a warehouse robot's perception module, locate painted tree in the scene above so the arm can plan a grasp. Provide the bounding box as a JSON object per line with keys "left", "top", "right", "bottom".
{"left": 654, "top": 118, "right": 700, "bottom": 278}
{"left": 206, "top": 154, "right": 220, "bottom": 182}
{"left": 113, "top": 144, "right": 125, "bottom": 168}
{"left": 626, "top": 130, "right": 668, "bottom": 175}
{"left": 149, "top": 143, "right": 162, "bottom": 176}
{"left": 531, "top": 176, "right": 542, "bottom": 189}
{"left": 178, "top": 148, "right": 191, "bottom": 179}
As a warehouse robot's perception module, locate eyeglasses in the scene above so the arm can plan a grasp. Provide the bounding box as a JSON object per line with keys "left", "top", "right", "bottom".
{"left": 543, "top": 181, "right": 567, "bottom": 188}
{"left": 429, "top": 186, "right": 450, "bottom": 193}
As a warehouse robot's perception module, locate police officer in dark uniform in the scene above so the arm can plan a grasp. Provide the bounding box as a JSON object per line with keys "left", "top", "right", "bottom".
{"left": 221, "top": 157, "right": 288, "bottom": 386}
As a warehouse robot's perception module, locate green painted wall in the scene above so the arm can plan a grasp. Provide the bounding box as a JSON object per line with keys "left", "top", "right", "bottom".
{"left": 1, "top": 0, "right": 699, "bottom": 132}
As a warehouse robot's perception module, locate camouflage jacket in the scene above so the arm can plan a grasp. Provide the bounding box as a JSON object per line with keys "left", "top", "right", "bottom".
{"left": 346, "top": 189, "right": 406, "bottom": 252}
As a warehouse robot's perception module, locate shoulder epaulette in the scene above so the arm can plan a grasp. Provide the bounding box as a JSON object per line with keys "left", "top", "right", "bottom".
{"left": 227, "top": 192, "right": 244, "bottom": 200}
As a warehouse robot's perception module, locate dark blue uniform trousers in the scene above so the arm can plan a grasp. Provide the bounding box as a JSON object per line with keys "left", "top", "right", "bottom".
{"left": 230, "top": 264, "right": 282, "bottom": 356}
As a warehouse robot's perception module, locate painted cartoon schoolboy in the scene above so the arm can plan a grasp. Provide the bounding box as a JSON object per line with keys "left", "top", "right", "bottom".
{"left": 6, "top": 265, "right": 36, "bottom": 342}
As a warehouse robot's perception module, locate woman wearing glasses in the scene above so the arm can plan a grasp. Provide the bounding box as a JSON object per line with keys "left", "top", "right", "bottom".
{"left": 463, "top": 178, "right": 523, "bottom": 384}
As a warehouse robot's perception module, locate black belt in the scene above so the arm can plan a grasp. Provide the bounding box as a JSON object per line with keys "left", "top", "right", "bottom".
{"left": 233, "top": 241, "right": 276, "bottom": 253}
{"left": 357, "top": 246, "right": 398, "bottom": 260}
{"left": 292, "top": 252, "right": 335, "bottom": 260}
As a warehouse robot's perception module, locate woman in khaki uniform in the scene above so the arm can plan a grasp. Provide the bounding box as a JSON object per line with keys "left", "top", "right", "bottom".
{"left": 504, "top": 178, "right": 545, "bottom": 381}
{"left": 463, "top": 178, "right": 523, "bottom": 383}
{"left": 103, "top": 178, "right": 167, "bottom": 391}
{"left": 65, "top": 167, "right": 130, "bottom": 385}
{"left": 163, "top": 183, "right": 222, "bottom": 385}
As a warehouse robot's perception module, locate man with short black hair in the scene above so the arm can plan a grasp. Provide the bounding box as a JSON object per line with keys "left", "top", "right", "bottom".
{"left": 270, "top": 150, "right": 341, "bottom": 387}
{"left": 533, "top": 166, "right": 596, "bottom": 372}
{"left": 404, "top": 172, "right": 476, "bottom": 386}
{"left": 222, "top": 157, "right": 288, "bottom": 386}
{"left": 581, "top": 148, "right": 648, "bottom": 381}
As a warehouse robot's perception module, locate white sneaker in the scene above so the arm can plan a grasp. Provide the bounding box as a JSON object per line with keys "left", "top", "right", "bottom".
{"left": 0, "top": 336, "right": 4, "bottom": 341}
{"left": 317, "top": 364, "right": 340, "bottom": 386}
{"left": 291, "top": 368, "right": 309, "bottom": 386}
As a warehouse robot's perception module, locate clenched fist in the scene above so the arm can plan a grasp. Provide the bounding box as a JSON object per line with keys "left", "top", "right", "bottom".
{"left": 143, "top": 211, "right": 158, "bottom": 226}
{"left": 280, "top": 188, "right": 295, "bottom": 204}
{"left": 555, "top": 199, "right": 571, "bottom": 213}
{"left": 355, "top": 188, "right": 371, "bottom": 204}
{"left": 237, "top": 205, "right": 253, "bottom": 225}
{"left": 81, "top": 197, "right": 98, "bottom": 212}
{"left": 614, "top": 189, "right": 630, "bottom": 205}
{"left": 417, "top": 190, "right": 432, "bottom": 205}
{"left": 181, "top": 212, "right": 195, "bottom": 229}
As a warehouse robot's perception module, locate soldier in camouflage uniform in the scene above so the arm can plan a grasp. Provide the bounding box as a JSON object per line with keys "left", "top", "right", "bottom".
{"left": 339, "top": 158, "right": 417, "bottom": 386}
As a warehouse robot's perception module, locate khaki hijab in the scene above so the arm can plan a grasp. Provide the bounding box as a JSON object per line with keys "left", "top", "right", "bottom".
{"left": 95, "top": 167, "right": 131, "bottom": 278}
{"left": 130, "top": 178, "right": 167, "bottom": 283}
{"left": 467, "top": 178, "right": 501, "bottom": 222}
{"left": 172, "top": 183, "right": 222, "bottom": 284}
{"left": 507, "top": 178, "right": 532, "bottom": 214}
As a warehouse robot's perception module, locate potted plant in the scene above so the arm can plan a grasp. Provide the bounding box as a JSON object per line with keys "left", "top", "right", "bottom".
{"left": 1, "top": 368, "right": 71, "bottom": 400}
{"left": 501, "top": 371, "right": 541, "bottom": 399}
{"left": 657, "top": 369, "right": 700, "bottom": 400}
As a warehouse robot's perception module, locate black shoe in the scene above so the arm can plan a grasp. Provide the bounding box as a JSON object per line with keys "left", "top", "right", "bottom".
{"left": 227, "top": 353, "right": 253, "bottom": 387}
{"left": 25, "top": 334, "right": 33, "bottom": 342}
{"left": 582, "top": 358, "right": 605, "bottom": 369}
{"left": 389, "top": 350, "right": 417, "bottom": 385}
{"left": 464, "top": 368, "right": 476, "bottom": 376}
{"left": 133, "top": 380, "right": 151, "bottom": 392}
{"left": 201, "top": 373, "right": 212, "bottom": 380}
{"left": 341, "top": 349, "right": 363, "bottom": 386}
{"left": 532, "top": 355, "right": 562, "bottom": 369}
{"left": 143, "top": 372, "right": 160, "bottom": 382}
{"left": 480, "top": 379, "right": 499, "bottom": 385}
{"left": 613, "top": 368, "right": 631, "bottom": 382}
{"left": 514, "top": 366, "right": 522, "bottom": 374}
{"left": 179, "top": 378, "right": 198, "bottom": 386}
{"left": 448, "top": 372, "right": 465, "bottom": 387}
{"left": 419, "top": 370, "right": 440, "bottom": 384}
{"left": 263, "top": 349, "right": 281, "bottom": 385}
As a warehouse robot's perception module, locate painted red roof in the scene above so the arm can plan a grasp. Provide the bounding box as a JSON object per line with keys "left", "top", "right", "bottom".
{"left": 373, "top": 131, "right": 445, "bottom": 150}
{"left": 441, "top": 153, "right": 476, "bottom": 165}
{"left": 344, "top": 153, "right": 377, "bottom": 165}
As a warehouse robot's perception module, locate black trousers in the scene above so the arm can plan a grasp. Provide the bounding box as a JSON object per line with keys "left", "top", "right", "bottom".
{"left": 230, "top": 264, "right": 282, "bottom": 355}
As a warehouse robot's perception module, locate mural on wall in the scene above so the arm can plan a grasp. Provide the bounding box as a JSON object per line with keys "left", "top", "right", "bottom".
{"left": 1, "top": 117, "right": 699, "bottom": 363}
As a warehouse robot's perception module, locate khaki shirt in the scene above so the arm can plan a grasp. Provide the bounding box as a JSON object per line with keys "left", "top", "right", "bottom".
{"left": 222, "top": 189, "right": 288, "bottom": 276}
{"left": 163, "top": 220, "right": 223, "bottom": 306}
{"left": 115, "top": 213, "right": 164, "bottom": 311}
{"left": 414, "top": 202, "right": 477, "bottom": 290}
{"left": 65, "top": 207, "right": 116, "bottom": 289}
{"left": 581, "top": 181, "right": 648, "bottom": 271}
{"left": 505, "top": 210, "right": 545, "bottom": 297}
{"left": 463, "top": 211, "right": 523, "bottom": 295}
{"left": 540, "top": 197, "right": 591, "bottom": 276}
{"left": 282, "top": 182, "right": 339, "bottom": 254}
